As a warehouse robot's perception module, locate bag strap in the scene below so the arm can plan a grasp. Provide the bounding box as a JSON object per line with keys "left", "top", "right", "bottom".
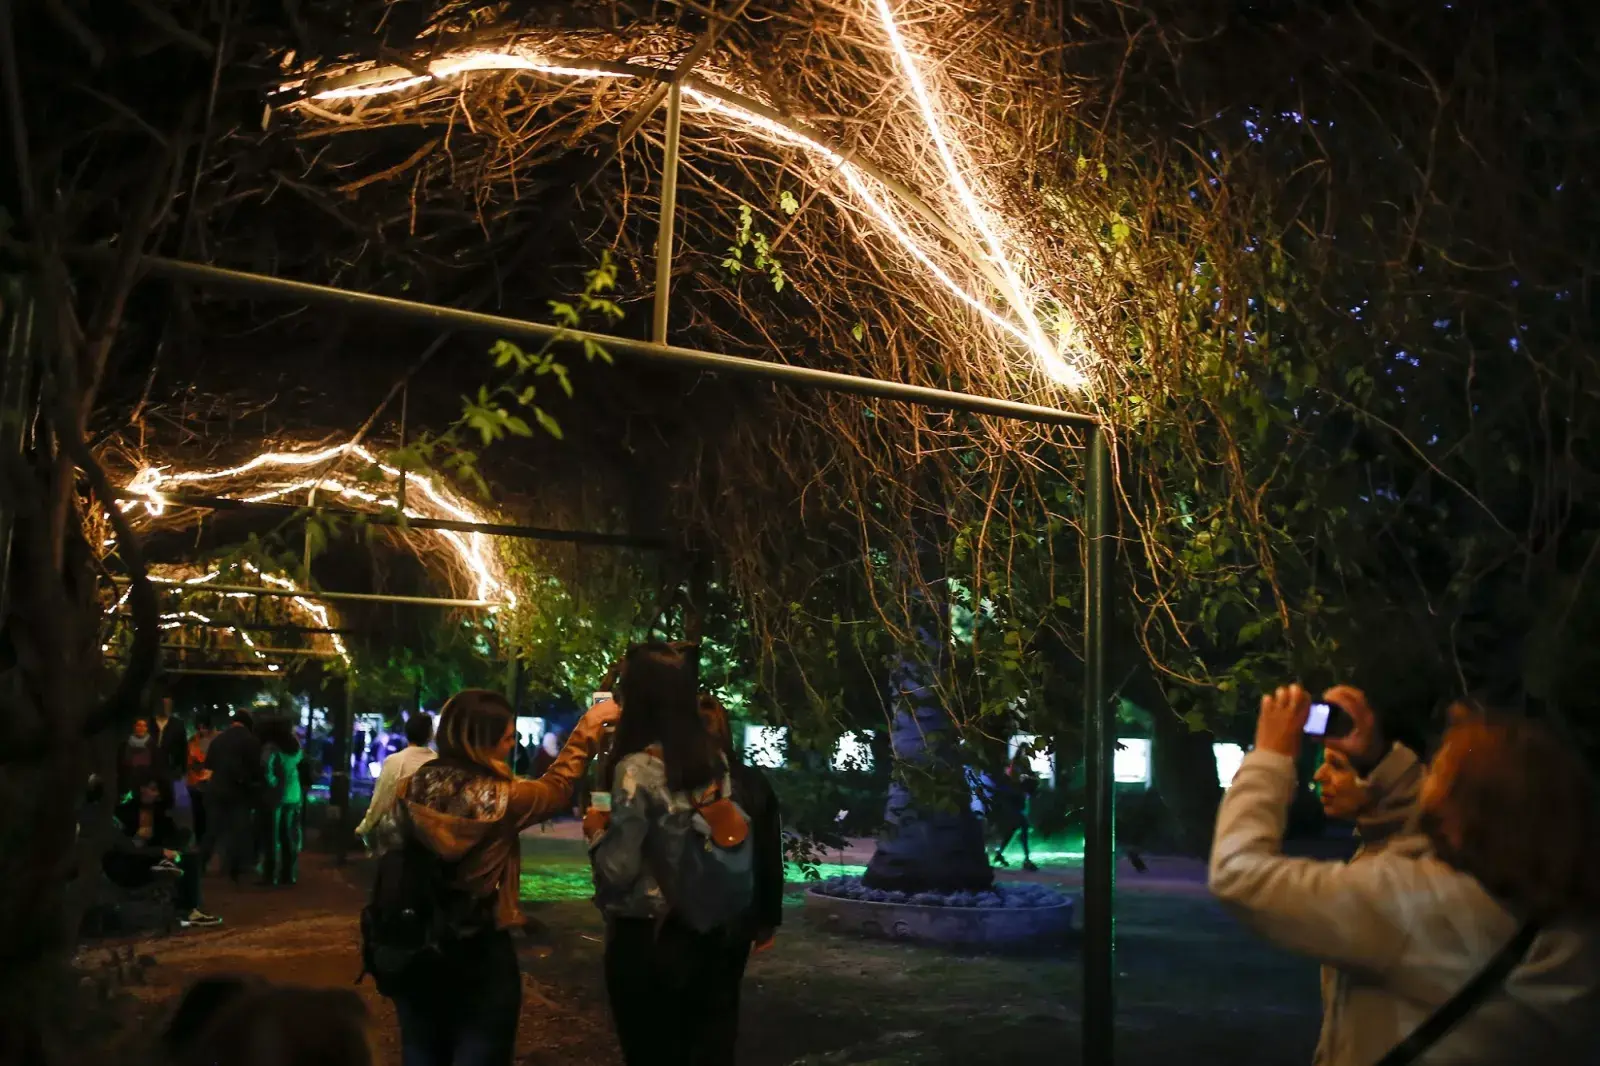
{"left": 1373, "top": 920, "right": 1540, "bottom": 1066}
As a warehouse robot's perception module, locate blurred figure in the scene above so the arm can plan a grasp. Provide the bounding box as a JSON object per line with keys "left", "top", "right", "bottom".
{"left": 203, "top": 710, "right": 262, "bottom": 882}
{"left": 1210, "top": 685, "right": 1600, "bottom": 1064}
{"left": 355, "top": 712, "right": 436, "bottom": 849}
{"left": 80, "top": 775, "right": 220, "bottom": 929}
{"left": 991, "top": 747, "right": 1038, "bottom": 872}
{"left": 119, "top": 718, "right": 157, "bottom": 800}
{"left": 369, "top": 689, "right": 617, "bottom": 1066}
{"left": 530, "top": 730, "right": 561, "bottom": 779}
{"left": 259, "top": 717, "right": 305, "bottom": 886}
{"left": 163, "top": 976, "right": 374, "bottom": 1066}
{"left": 152, "top": 692, "right": 190, "bottom": 787}
{"left": 187, "top": 720, "right": 216, "bottom": 847}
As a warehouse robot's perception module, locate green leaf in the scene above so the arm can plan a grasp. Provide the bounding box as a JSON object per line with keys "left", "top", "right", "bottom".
{"left": 779, "top": 190, "right": 799, "bottom": 215}
{"left": 533, "top": 407, "right": 564, "bottom": 440}
{"left": 851, "top": 321, "right": 865, "bottom": 342}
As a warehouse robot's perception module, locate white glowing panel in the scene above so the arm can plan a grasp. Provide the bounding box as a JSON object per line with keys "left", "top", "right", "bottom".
{"left": 1007, "top": 733, "right": 1055, "bottom": 786}
{"left": 515, "top": 716, "right": 544, "bottom": 748}
{"left": 1114, "top": 738, "right": 1151, "bottom": 784}
{"left": 832, "top": 731, "right": 875, "bottom": 772}
{"left": 1213, "top": 743, "right": 1245, "bottom": 788}
{"left": 744, "top": 725, "right": 787, "bottom": 769}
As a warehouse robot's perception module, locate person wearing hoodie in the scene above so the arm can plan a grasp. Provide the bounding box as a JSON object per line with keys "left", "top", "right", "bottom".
{"left": 1210, "top": 684, "right": 1600, "bottom": 1065}
{"left": 390, "top": 688, "right": 618, "bottom": 1066}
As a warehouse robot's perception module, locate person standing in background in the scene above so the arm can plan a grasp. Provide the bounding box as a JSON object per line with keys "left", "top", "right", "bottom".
{"left": 260, "top": 717, "right": 305, "bottom": 886}
{"left": 152, "top": 693, "right": 190, "bottom": 786}
{"left": 119, "top": 718, "right": 157, "bottom": 800}
{"left": 187, "top": 720, "right": 216, "bottom": 846}
{"left": 355, "top": 712, "right": 436, "bottom": 851}
{"left": 203, "top": 710, "right": 262, "bottom": 882}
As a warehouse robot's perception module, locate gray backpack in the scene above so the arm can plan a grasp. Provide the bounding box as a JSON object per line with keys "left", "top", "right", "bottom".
{"left": 656, "top": 771, "right": 755, "bottom": 934}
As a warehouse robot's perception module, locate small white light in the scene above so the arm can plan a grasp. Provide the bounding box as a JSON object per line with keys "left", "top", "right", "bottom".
{"left": 1114, "top": 738, "right": 1151, "bottom": 784}
{"left": 1213, "top": 742, "right": 1246, "bottom": 788}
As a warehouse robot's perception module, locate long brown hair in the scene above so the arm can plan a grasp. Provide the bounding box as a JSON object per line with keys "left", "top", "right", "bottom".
{"left": 1422, "top": 715, "right": 1600, "bottom": 919}
{"left": 434, "top": 689, "right": 515, "bottom": 779}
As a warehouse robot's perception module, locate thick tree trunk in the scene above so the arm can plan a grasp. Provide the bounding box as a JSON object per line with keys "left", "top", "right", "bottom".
{"left": 861, "top": 647, "right": 993, "bottom": 893}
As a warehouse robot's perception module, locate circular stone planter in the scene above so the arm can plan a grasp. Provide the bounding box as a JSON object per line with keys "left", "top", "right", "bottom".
{"left": 803, "top": 877, "right": 1075, "bottom": 948}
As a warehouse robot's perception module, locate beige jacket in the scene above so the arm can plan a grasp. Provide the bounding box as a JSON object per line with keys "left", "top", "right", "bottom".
{"left": 1210, "top": 748, "right": 1600, "bottom": 1065}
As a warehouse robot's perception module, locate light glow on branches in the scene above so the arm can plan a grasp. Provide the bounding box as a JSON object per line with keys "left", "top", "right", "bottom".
{"left": 285, "top": 20, "right": 1093, "bottom": 391}
{"left": 122, "top": 443, "right": 513, "bottom": 607}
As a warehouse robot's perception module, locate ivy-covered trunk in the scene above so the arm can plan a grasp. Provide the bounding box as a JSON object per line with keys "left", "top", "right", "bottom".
{"left": 861, "top": 621, "right": 993, "bottom": 894}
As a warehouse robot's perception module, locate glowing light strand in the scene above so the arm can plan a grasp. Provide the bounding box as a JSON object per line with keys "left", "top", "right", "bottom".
{"left": 121, "top": 442, "right": 512, "bottom": 608}
{"left": 289, "top": 35, "right": 1087, "bottom": 390}
{"left": 872, "top": 0, "right": 1085, "bottom": 387}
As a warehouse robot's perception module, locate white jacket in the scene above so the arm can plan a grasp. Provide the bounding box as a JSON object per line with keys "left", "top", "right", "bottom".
{"left": 1209, "top": 748, "right": 1600, "bottom": 1065}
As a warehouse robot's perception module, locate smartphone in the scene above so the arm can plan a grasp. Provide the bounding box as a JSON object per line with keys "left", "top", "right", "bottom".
{"left": 1304, "top": 701, "right": 1354, "bottom": 739}
{"left": 591, "top": 691, "right": 612, "bottom": 707}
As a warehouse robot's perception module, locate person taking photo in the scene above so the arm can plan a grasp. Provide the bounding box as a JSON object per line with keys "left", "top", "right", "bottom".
{"left": 1210, "top": 683, "right": 1600, "bottom": 1064}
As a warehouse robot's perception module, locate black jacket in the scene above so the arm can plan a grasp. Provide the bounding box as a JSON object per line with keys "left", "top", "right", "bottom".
{"left": 204, "top": 723, "right": 263, "bottom": 802}
{"left": 730, "top": 762, "right": 784, "bottom": 935}
{"left": 151, "top": 717, "right": 189, "bottom": 782}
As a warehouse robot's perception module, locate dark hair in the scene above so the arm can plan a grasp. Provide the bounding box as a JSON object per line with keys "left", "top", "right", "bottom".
{"left": 164, "top": 975, "right": 263, "bottom": 1055}
{"left": 404, "top": 712, "right": 435, "bottom": 747}
{"left": 613, "top": 642, "right": 720, "bottom": 793}
{"left": 698, "top": 693, "right": 735, "bottom": 757}
{"left": 436, "top": 689, "right": 514, "bottom": 779}
{"left": 261, "top": 716, "right": 301, "bottom": 755}
{"left": 231, "top": 709, "right": 254, "bottom": 731}
{"left": 168, "top": 981, "right": 373, "bottom": 1066}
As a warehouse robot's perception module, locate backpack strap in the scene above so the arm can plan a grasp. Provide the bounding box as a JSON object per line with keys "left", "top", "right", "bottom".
{"left": 1373, "top": 921, "right": 1540, "bottom": 1066}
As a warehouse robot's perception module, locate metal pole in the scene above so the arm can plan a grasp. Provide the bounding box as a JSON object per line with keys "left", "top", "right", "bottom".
{"left": 1082, "top": 424, "right": 1115, "bottom": 1066}
{"left": 652, "top": 82, "right": 682, "bottom": 345}
{"left": 333, "top": 670, "right": 353, "bottom": 865}
{"left": 92, "top": 254, "right": 1095, "bottom": 429}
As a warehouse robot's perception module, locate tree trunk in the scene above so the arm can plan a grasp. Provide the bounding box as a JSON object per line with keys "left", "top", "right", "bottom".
{"left": 1149, "top": 708, "right": 1222, "bottom": 856}
{"left": 861, "top": 645, "right": 993, "bottom": 893}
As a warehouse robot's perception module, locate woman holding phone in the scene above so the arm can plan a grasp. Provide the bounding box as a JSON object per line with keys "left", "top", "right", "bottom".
{"left": 1210, "top": 684, "right": 1600, "bottom": 1064}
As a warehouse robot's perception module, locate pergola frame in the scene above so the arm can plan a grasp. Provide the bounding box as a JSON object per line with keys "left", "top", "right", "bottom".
{"left": 85, "top": 72, "right": 1120, "bottom": 1066}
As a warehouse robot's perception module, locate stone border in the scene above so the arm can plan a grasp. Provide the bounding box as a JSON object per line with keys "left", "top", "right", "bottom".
{"left": 803, "top": 884, "right": 1075, "bottom": 947}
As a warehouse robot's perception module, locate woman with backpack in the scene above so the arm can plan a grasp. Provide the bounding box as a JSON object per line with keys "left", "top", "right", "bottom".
{"left": 381, "top": 688, "right": 619, "bottom": 1066}
{"left": 586, "top": 643, "right": 757, "bottom": 1066}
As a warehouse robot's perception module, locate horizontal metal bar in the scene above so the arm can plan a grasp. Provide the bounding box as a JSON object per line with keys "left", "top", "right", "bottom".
{"left": 124, "top": 490, "right": 670, "bottom": 549}
{"left": 113, "top": 617, "right": 358, "bottom": 636}
{"left": 113, "top": 578, "right": 503, "bottom": 609}
{"left": 99, "top": 253, "right": 1094, "bottom": 429}
{"left": 156, "top": 667, "right": 287, "bottom": 678}
{"left": 159, "top": 643, "right": 341, "bottom": 657}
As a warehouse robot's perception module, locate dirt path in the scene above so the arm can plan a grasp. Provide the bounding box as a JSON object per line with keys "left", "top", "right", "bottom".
{"left": 89, "top": 839, "right": 1321, "bottom": 1065}
{"left": 91, "top": 854, "right": 620, "bottom": 1066}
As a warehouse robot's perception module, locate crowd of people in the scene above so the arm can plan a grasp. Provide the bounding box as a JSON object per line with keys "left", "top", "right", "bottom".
{"left": 87, "top": 695, "right": 317, "bottom": 936}
{"left": 114, "top": 656, "right": 1600, "bottom": 1066}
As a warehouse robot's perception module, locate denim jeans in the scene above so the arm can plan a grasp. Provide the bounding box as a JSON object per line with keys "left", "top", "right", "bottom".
{"left": 605, "top": 916, "right": 740, "bottom": 1066}
{"left": 391, "top": 930, "right": 521, "bottom": 1066}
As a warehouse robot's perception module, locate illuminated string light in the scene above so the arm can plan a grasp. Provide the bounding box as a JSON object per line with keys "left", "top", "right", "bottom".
{"left": 309, "top": 49, "right": 636, "bottom": 101}
{"left": 869, "top": 0, "right": 1086, "bottom": 387}
{"left": 283, "top": 40, "right": 1090, "bottom": 391}
{"left": 121, "top": 442, "right": 513, "bottom": 607}
{"left": 119, "top": 567, "right": 351, "bottom": 662}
